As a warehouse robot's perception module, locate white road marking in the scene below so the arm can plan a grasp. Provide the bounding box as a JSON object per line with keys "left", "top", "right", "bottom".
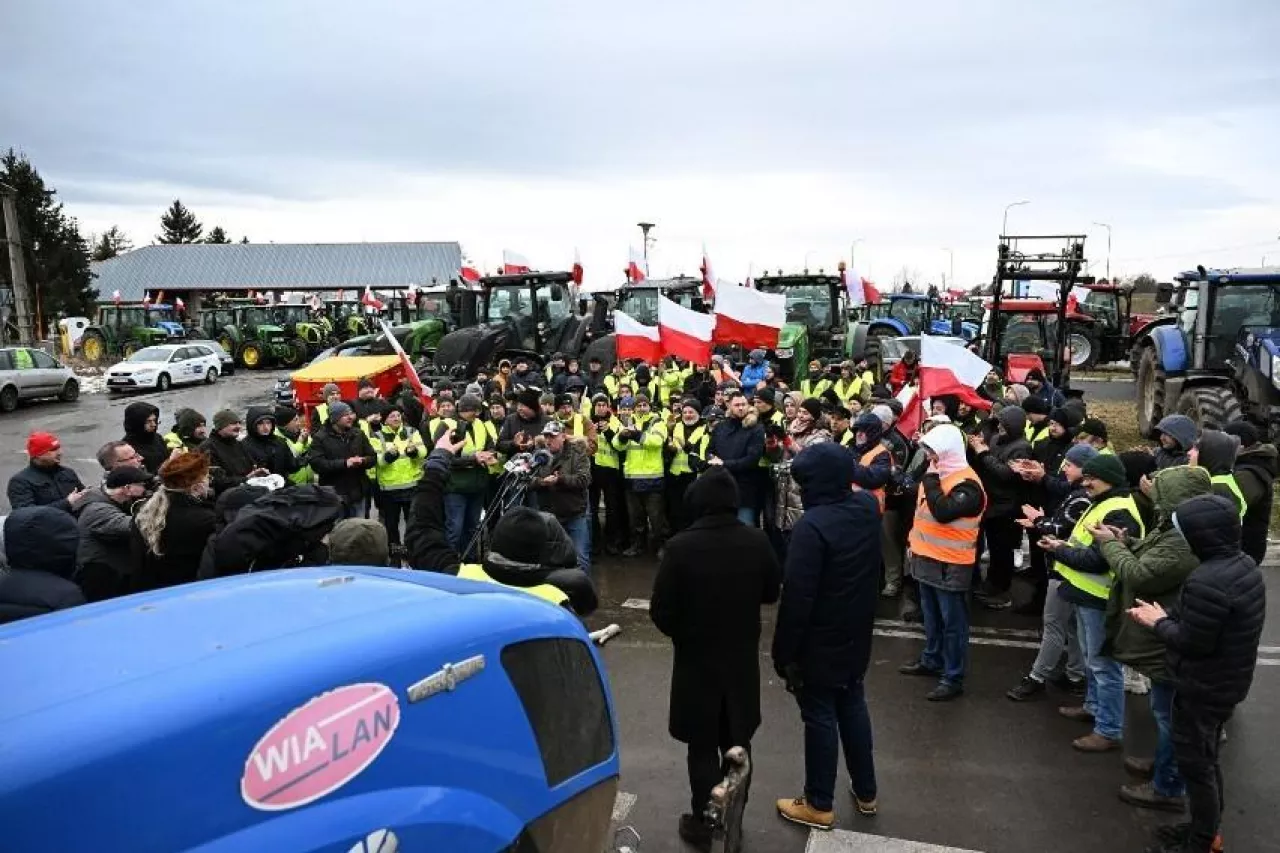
{"left": 620, "top": 598, "right": 651, "bottom": 610}
{"left": 872, "top": 628, "right": 1040, "bottom": 651}
{"left": 612, "top": 791, "right": 637, "bottom": 823}
{"left": 874, "top": 618, "right": 1040, "bottom": 641}
{"left": 806, "top": 829, "right": 984, "bottom": 853}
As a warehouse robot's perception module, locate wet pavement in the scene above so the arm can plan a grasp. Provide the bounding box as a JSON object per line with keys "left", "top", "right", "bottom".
{"left": 2, "top": 370, "right": 1276, "bottom": 852}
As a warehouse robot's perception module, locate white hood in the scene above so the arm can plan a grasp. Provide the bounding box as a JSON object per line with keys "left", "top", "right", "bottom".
{"left": 919, "top": 424, "right": 970, "bottom": 477}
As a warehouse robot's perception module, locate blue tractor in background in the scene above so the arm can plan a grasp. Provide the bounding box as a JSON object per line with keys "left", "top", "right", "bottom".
{"left": 849, "top": 289, "right": 980, "bottom": 375}
{"left": 1134, "top": 267, "right": 1280, "bottom": 437}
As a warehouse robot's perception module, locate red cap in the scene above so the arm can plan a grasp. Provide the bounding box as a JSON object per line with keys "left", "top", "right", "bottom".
{"left": 27, "top": 431, "right": 60, "bottom": 457}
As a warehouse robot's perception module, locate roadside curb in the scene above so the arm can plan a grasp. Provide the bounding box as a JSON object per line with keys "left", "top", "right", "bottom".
{"left": 1076, "top": 375, "right": 1134, "bottom": 383}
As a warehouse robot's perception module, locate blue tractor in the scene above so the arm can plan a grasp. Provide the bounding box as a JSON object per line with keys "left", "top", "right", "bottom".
{"left": 1134, "top": 267, "right": 1280, "bottom": 437}
{"left": 849, "top": 291, "right": 980, "bottom": 375}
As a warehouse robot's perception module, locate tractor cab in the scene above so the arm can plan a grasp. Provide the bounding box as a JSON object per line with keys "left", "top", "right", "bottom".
{"left": 608, "top": 276, "right": 705, "bottom": 328}
{"left": 270, "top": 303, "right": 333, "bottom": 358}
{"left": 79, "top": 303, "right": 185, "bottom": 363}
{"left": 754, "top": 271, "right": 845, "bottom": 380}
{"left": 199, "top": 302, "right": 297, "bottom": 369}
{"left": 979, "top": 299, "right": 1092, "bottom": 383}
{"left": 392, "top": 286, "right": 461, "bottom": 327}
{"left": 327, "top": 300, "right": 375, "bottom": 341}
{"left": 850, "top": 291, "right": 978, "bottom": 379}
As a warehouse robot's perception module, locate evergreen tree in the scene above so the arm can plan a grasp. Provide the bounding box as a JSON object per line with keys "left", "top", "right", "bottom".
{"left": 240, "top": 236, "right": 250, "bottom": 244}
{"left": 157, "top": 199, "right": 203, "bottom": 243}
{"left": 205, "top": 226, "right": 231, "bottom": 244}
{"left": 91, "top": 225, "right": 133, "bottom": 261}
{"left": 0, "top": 149, "right": 97, "bottom": 326}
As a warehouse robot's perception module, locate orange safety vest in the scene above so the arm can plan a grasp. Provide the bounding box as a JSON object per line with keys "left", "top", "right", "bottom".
{"left": 908, "top": 467, "right": 987, "bottom": 566}
{"left": 852, "top": 443, "right": 890, "bottom": 513}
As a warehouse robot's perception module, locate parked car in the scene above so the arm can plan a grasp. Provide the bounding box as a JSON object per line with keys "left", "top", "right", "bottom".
{"left": 105, "top": 344, "right": 223, "bottom": 393}
{"left": 186, "top": 338, "right": 236, "bottom": 377}
{"left": 0, "top": 347, "right": 80, "bottom": 412}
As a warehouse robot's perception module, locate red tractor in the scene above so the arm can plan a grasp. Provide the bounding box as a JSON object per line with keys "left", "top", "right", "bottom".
{"left": 1071, "top": 283, "right": 1162, "bottom": 369}
{"left": 980, "top": 299, "right": 1097, "bottom": 381}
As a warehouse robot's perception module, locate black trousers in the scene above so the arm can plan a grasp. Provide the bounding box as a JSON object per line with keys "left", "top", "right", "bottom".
{"left": 1173, "top": 696, "right": 1228, "bottom": 851}
{"left": 982, "top": 516, "right": 1022, "bottom": 594}
{"left": 377, "top": 494, "right": 411, "bottom": 545}
{"left": 686, "top": 699, "right": 752, "bottom": 816}
{"left": 591, "top": 464, "right": 629, "bottom": 549}
{"left": 666, "top": 473, "right": 695, "bottom": 533}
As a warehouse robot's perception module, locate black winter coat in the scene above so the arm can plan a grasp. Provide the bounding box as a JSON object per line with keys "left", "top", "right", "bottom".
{"left": 1155, "top": 494, "right": 1266, "bottom": 714}
{"left": 6, "top": 463, "right": 85, "bottom": 512}
{"left": 197, "top": 486, "right": 343, "bottom": 578}
{"left": 651, "top": 470, "right": 781, "bottom": 745}
{"left": 974, "top": 408, "right": 1032, "bottom": 518}
{"left": 123, "top": 402, "right": 170, "bottom": 475}
{"left": 244, "top": 429, "right": 301, "bottom": 479}
{"left": 771, "top": 443, "right": 881, "bottom": 687}
{"left": 305, "top": 424, "right": 376, "bottom": 506}
{"left": 1234, "top": 443, "right": 1277, "bottom": 565}
{"left": 707, "top": 413, "right": 766, "bottom": 506}
{"left": 201, "top": 434, "right": 260, "bottom": 494}
{"left": 0, "top": 506, "right": 84, "bottom": 624}
{"left": 131, "top": 491, "right": 218, "bottom": 591}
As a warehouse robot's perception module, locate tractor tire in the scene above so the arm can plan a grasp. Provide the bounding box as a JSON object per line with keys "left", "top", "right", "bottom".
{"left": 581, "top": 334, "right": 618, "bottom": 374}
{"left": 121, "top": 341, "right": 139, "bottom": 359}
{"left": 283, "top": 338, "right": 309, "bottom": 368}
{"left": 81, "top": 331, "right": 108, "bottom": 364}
{"left": 58, "top": 379, "right": 80, "bottom": 402}
{"left": 1136, "top": 346, "right": 1166, "bottom": 437}
{"left": 218, "top": 335, "right": 236, "bottom": 356}
{"left": 1068, "top": 323, "right": 1100, "bottom": 370}
{"left": 865, "top": 329, "right": 891, "bottom": 382}
{"left": 240, "top": 342, "right": 265, "bottom": 369}
{"left": 1176, "top": 385, "right": 1244, "bottom": 432}
{"left": 0, "top": 384, "right": 18, "bottom": 413}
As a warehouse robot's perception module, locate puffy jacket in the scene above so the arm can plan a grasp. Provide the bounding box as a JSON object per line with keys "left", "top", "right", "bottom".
{"left": 1100, "top": 465, "right": 1212, "bottom": 681}
{"left": 0, "top": 507, "right": 84, "bottom": 624}
{"left": 973, "top": 407, "right": 1032, "bottom": 518}
{"left": 1153, "top": 414, "right": 1196, "bottom": 469}
{"left": 74, "top": 487, "right": 138, "bottom": 601}
{"left": 533, "top": 436, "right": 592, "bottom": 520}
{"left": 739, "top": 352, "right": 767, "bottom": 391}
{"left": 304, "top": 423, "right": 377, "bottom": 506}
{"left": 1233, "top": 442, "right": 1277, "bottom": 564}
{"left": 7, "top": 463, "right": 84, "bottom": 513}
{"left": 122, "top": 402, "right": 169, "bottom": 475}
{"left": 771, "top": 443, "right": 882, "bottom": 688}
{"left": 243, "top": 407, "right": 301, "bottom": 479}
{"left": 707, "top": 412, "right": 766, "bottom": 505}
{"left": 773, "top": 427, "right": 831, "bottom": 531}
{"left": 1156, "top": 494, "right": 1267, "bottom": 713}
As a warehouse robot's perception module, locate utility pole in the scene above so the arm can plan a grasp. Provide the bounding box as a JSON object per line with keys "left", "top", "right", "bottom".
{"left": 1002, "top": 200, "right": 1030, "bottom": 237}
{"left": 942, "top": 247, "right": 954, "bottom": 289}
{"left": 1092, "top": 221, "right": 1112, "bottom": 281}
{"left": 637, "top": 222, "right": 655, "bottom": 262}
{"left": 0, "top": 184, "right": 34, "bottom": 344}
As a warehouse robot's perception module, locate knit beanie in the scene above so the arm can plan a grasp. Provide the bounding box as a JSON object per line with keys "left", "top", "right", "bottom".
{"left": 1082, "top": 453, "right": 1127, "bottom": 487}
{"left": 1064, "top": 443, "right": 1099, "bottom": 469}
{"left": 1078, "top": 417, "right": 1109, "bottom": 442}
{"left": 273, "top": 405, "right": 299, "bottom": 425}
{"left": 516, "top": 389, "right": 541, "bottom": 411}
{"left": 489, "top": 507, "right": 547, "bottom": 565}
{"left": 1223, "top": 420, "right": 1260, "bottom": 448}
{"left": 1007, "top": 383, "right": 1031, "bottom": 405}
{"left": 457, "top": 394, "right": 484, "bottom": 414}
{"left": 327, "top": 401, "right": 353, "bottom": 420}
{"left": 1049, "top": 407, "right": 1083, "bottom": 430}
{"left": 322, "top": 382, "right": 340, "bottom": 396}
{"left": 800, "top": 398, "right": 824, "bottom": 422}
{"left": 1022, "top": 395, "right": 1050, "bottom": 416}
{"left": 212, "top": 409, "right": 241, "bottom": 432}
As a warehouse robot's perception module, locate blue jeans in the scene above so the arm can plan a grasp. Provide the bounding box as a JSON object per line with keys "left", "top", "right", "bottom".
{"left": 560, "top": 513, "right": 592, "bottom": 574}
{"left": 917, "top": 582, "right": 969, "bottom": 687}
{"left": 444, "top": 492, "right": 485, "bottom": 560}
{"left": 736, "top": 506, "right": 759, "bottom": 527}
{"left": 1150, "top": 680, "right": 1184, "bottom": 797}
{"left": 795, "top": 677, "right": 877, "bottom": 812}
{"left": 1075, "top": 605, "right": 1125, "bottom": 740}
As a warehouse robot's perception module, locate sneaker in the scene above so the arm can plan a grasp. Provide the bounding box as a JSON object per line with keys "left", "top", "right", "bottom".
{"left": 776, "top": 796, "right": 835, "bottom": 830}
{"left": 1124, "top": 666, "right": 1152, "bottom": 695}
{"left": 1119, "top": 782, "right": 1187, "bottom": 813}
{"left": 677, "top": 813, "right": 713, "bottom": 850}
{"left": 1124, "top": 756, "right": 1155, "bottom": 779}
{"left": 1058, "top": 705, "right": 1095, "bottom": 723}
{"left": 926, "top": 682, "right": 964, "bottom": 702}
{"left": 898, "top": 661, "right": 942, "bottom": 677}
{"left": 1013, "top": 549, "right": 1025, "bottom": 571}
{"left": 880, "top": 581, "right": 902, "bottom": 598}
{"left": 1073, "top": 732, "right": 1122, "bottom": 752}
{"left": 1006, "top": 675, "right": 1047, "bottom": 702}
{"left": 1048, "top": 674, "right": 1087, "bottom": 696}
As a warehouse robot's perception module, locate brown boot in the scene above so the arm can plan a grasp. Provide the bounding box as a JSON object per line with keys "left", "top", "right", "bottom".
{"left": 1123, "top": 756, "right": 1155, "bottom": 779}
{"left": 1073, "top": 732, "right": 1121, "bottom": 752}
{"left": 776, "top": 796, "right": 835, "bottom": 830}
{"left": 1058, "top": 705, "right": 1095, "bottom": 723}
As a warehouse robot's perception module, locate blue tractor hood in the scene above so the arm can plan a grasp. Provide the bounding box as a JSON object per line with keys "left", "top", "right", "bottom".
{"left": 155, "top": 320, "right": 186, "bottom": 337}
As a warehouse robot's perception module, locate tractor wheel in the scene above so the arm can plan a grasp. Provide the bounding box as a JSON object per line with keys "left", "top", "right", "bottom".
{"left": 1068, "top": 324, "right": 1100, "bottom": 370}
{"left": 1135, "top": 346, "right": 1166, "bottom": 437}
{"left": 240, "top": 342, "right": 264, "bottom": 369}
{"left": 58, "top": 379, "right": 80, "bottom": 402}
{"left": 218, "top": 335, "right": 236, "bottom": 356}
{"left": 81, "top": 331, "right": 108, "bottom": 364}
{"left": 280, "top": 340, "right": 306, "bottom": 368}
{"left": 581, "top": 334, "right": 617, "bottom": 374}
{"left": 1176, "top": 385, "right": 1244, "bottom": 432}
{"left": 121, "top": 341, "right": 139, "bottom": 359}
{"left": 865, "top": 329, "right": 892, "bottom": 381}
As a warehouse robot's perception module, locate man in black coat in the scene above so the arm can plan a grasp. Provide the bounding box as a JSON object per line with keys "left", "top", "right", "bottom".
{"left": 0, "top": 506, "right": 85, "bottom": 624}
{"left": 243, "top": 406, "right": 301, "bottom": 478}
{"left": 305, "top": 401, "right": 377, "bottom": 518}
{"left": 772, "top": 442, "right": 881, "bottom": 830}
{"left": 650, "top": 468, "right": 781, "bottom": 847}
{"left": 7, "top": 431, "right": 87, "bottom": 513}
{"left": 201, "top": 409, "right": 268, "bottom": 495}
{"left": 1129, "top": 494, "right": 1266, "bottom": 853}
{"left": 122, "top": 401, "right": 170, "bottom": 475}
{"left": 706, "top": 391, "right": 765, "bottom": 526}
{"left": 970, "top": 405, "right": 1033, "bottom": 608}
{"left": 1222, "top": 420, "right": 1276, "bottom": 564}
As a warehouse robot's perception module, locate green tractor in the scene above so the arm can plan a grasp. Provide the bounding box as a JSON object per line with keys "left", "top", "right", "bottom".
{"left": 326, "top": 300, "right": 375, "bottom": 342}
{"left": 754, "top": 271, "right": 850, "bottom": 381}
{"left": 198, "top": 304, "right": 298, "bottom": 369}
{"left": 80, "top": 303, "right": 187, "bottom": 364}
{"left": 269, "top": 303, "right": 335, "bottom": 364}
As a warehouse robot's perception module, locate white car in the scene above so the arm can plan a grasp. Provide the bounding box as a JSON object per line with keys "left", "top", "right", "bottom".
{"left": 105, "top": 344, "right": 223, "bottom": 393}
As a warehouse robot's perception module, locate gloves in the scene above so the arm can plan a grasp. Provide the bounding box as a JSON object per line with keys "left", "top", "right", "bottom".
{"left": 405, "top": 445, "right": 420, "bottom": 458}
{"left": 383, "top": 449, "right": 400, "bottom": 463}
{"left": 774, "top": 661, "right": 805, "bottom": 694}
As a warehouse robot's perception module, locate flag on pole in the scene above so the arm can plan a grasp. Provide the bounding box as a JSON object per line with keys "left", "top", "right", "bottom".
{"left": 155, "top": 290, "right": 165, "bottom": 305}
{"left": 897, "top": 337, "right": 994, "bottom": 436}
{"left": 502, "top": 250, "right": 532, "bottom": 275}
{"left": 744, "top": 262, "right": 755, "bottom": 289}
{"left": 614, "top": 310, "right": 662, "bottom": 363}
{"left": 571, "top": 248, "right": 584, "bottom": 287}
{"left": 362, "top": 286, "right": 385, "bottom": 312}
{"left": 626, "top": 247, "right": 648, "bottom": 283}
{"left": 308, "top": 292, "right": 322, "bottom": 312}
{"left": 658, "top": 295, "right": 714, "bottom": 364}
{"left": 405, "top": 284, "right": 418, "bottom": 307}
{"left": 175, "top": 297, "right": 185, "bottom": 312}
{"left": 843, "top": 266, "right": 882, "bottom": 306}
{"left": 711, "top": 284, "right": 785, "bottom": 349}
{"left": 460, "top": 265, "right": 481, "bottom": 283}
{"left": 378, "top": 318, "right": 434, "bottom": 416}
{"left": 142, "top": 291, "right": 151, "bottom": 306}
{"left": 699, "top": 244, "right": 715, "bottom": 301}
{"left": 112, "top": 289, "right": 122, "bottom": 305}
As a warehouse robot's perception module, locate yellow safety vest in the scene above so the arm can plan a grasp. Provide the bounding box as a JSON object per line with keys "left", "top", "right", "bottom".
{"left": 669, "top": 422, "right": 709, "bottom": 476}
{"left": 314, "top": 403, "right": 330, "bottom": 425}
{"left": 457, "top": 563, "right": 569, "bottom": 607}
{"left": 559, "top": 413, "right": 589, "bottom": 438}
{"left": 800, "top": 377, "right": 833, "bottom": 400}
{"left": 595, "top": 416, "right": 623, "bottom": 469}
{"left": 1057, "top": 494, "right": 1146, "bottom": 600}
{"left": 1210, "top": 473, "right": 1247, "bottom": 520}
{"left": 834, "top": 377, "right": 862, "bottom": 405}
{"left": 613, "top": 413, "right": 667, "bottom": 479}
{"left": 459, "top": 418, "right": 503, "bottom": 475}
{"left": 838, "top": 430, "right": 855, "bottom": 447}
{"left": 1025, "top": 422, "right": 1049, "bottom": 445}
{"left": 603, "top": 374, "right": 632, "bottom": 400}
{"left": 368, "top": 427, "right": 426, "bottom": 491}
{"left": 427, "top": 416, "right": 458, "bottom": 441}
{"left": 276, "top": 428, "right": 313, "bottom": 485}
{"left": 163, "top": 431, "right": 184, "bottom": 451}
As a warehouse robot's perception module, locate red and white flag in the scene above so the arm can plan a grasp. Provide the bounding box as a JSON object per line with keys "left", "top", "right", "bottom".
{"left": 699, "top": 244, "right": 715, "bottom": 301}
{"left": 502, "top": 250, "right": 532, "bottom": 275}
{"left": 460, "top": 264, "right": 481, "bottom": 283}
{"left": 112, "top": 289, "right": 122, "bottom": 305}
{"left": 843, "top": 267, "right": 882, "bottom": 306}
{"left": 896, "top": 336, "right": 994, "bottom": 437}
{"left": 309, "top": 292, "right": 322, "bottom": 312}
{"left": 175, "top": 297, "right": 185, "bottom": 312}
{"left": 711, "top": 283, "right": 785, "bottom": 349}
{"left": 378, "top": 319, "right": 434, "bottom": 416}
{"left": 614, "top": 309, "right": 661, "bottom": 364}
{"left": 405, "top": 284, "right": 418, "bottom": 307}
{"left": 362, "top": 285, "right": 385, "bottom": 311}
{"left": 626, "top": 246, "right": 648, "bottom": 283}
{"left": 571, "top": 248, "right": 584, "bottom": 287}
{"left": 658, "top": 295, "right": 714, "bottom": 364}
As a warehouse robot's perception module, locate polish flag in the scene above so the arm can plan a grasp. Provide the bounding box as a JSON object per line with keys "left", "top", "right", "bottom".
{"left": 571, "top": 248, "right": 584, "bottom": 287}
{"left": 843, "top": 267, "right": 882, "bottom": 306}
{"left": 309, "top": 293, "right": 323, "bottom": 312}
{"left": 711, "top": 283, "right": 785, "bottom": 349}
{"left": 405, "top": 284, "right": 418, "bottom": 307}
{"left": 502, "top": 250, "right": 532, "bottom": 275}
{"left": 1066, "top": 284, "right": 1091, "bottom": 313}
{"left": 378, "top": 319, "right": 434, "bottom": 416}
{"left": 460, "top": 265, "right": 481, "bottom": 283}
{"left": 659, "top": 295, "right": 714, "bottom": 364}
{"left": 362, "top": 285, "right": 385, "bottom": 311}
{"left": 897, "top": 336, "right": 994, "bottom": 437}
{"left": 699, "top": 244, "right": 715, "bottom": 301}
{"left": 112, "top": 289, "right": 122, "bottom": 305}
{"left": 626, "top": 247, "right": 648, "bottom": 283}
{"left": 614, "top": 309, "right": 661, "bottom": 364}
{"left": 175, "top": 297, "right": 185, "bottom": 312}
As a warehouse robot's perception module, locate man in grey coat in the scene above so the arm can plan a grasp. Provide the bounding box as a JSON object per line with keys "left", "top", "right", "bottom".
{"left": 74, "top": 466, "right": 152, "bottom": 601}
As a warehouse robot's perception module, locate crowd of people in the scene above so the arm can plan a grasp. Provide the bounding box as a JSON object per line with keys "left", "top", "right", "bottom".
{"left": 0, "top": 346, "right": 1271, "bottom": 853}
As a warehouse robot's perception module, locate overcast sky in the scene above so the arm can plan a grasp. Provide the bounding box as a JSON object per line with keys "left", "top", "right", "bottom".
{"left": 4, "top": 0, "right": 1278, "bottom": 288}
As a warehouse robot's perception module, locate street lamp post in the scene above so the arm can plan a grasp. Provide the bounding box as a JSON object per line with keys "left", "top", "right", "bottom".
{"left": 942, "top": 247, "right": 954, "bottom": 289}
{"left": 1092, "top": 221, "right": 1112, "bottom": 282}
{"left": 1002, "top": 200, "right": 1030, "bottom": 237}
{"left": 637, "top": 222, "right": 655, "bottom": 262}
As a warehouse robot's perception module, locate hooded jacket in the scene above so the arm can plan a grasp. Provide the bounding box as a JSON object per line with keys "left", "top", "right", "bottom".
{"left": 1233, "top": 441, "right": 1277, "bottom": 563}
{"left": 739, "top": 350, "right": 767, "bottom": 390}
{"left": 650, "top": 469, "right": 781, "bottom": 745}
{"left": 242, "top": 407, "right": 299, "bottom": 478}
{"left": 1100, "top": 465, "right": 1212, "bottom": 680}
{"left": 1195, "top": 429, "right": 1243, "bottom": 515}
{"left": 849, "top": 413, "right": 893, "bottom": 495}
{"left": 533, "top": 436, "right": 592, "bottom": 520}
{"left": 771, "top": 443, "right": 881, "bottom": 687}
{"left": 973, "top": 406, "right": 1033, "bottom": 518}
{"left": 171, "top": 408, "right": 207, "bottom": 450}
{"left": 707, "top": 410, "right": 766, "bottom": 505}
{"left": 197, "top": 485, "right": 344, "bottom": 578}
{"left": 1153, "top": 414, "right": 1196, "bottom": 469}
{"left": 123, "top": 402, "right": 169, "bottom": 475}
{"left": 0, "top": 507, "right": 85, "bottom": 624}
{"left": 74, "top": 486, "right": 139, "bottom": 601}
{"left": 1156, "top": 494, "right": 1266, "bottom": 713}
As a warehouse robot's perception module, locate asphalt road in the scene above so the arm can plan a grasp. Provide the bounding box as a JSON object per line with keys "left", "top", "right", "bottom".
{"left": 1072, "top": 375, "right": 1136, "bottom": 403}
{"left": 2, "top": 371, "right": 1276, "bottom": 853}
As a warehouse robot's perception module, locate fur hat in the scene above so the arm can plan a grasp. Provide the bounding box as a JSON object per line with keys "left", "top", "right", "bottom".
{"left": 159, "top": 450, "right": 210, "bottom": 490}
